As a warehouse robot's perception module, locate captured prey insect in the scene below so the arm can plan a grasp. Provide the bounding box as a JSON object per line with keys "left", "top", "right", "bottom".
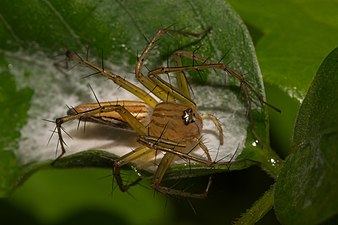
{"left": 53, "top": 28, "right": 277, "bottom": 198}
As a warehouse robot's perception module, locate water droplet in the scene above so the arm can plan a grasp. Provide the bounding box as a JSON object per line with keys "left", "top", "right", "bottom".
{"left": 270, "top": 158, "right": 276, "bottom": 166}
{"left": 252, "top": 139, "right": 259, "bottom": 147}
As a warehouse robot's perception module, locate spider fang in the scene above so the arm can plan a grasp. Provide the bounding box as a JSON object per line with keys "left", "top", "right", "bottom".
{"left": 182, "top": 108, "right": 196, "bottom": 125}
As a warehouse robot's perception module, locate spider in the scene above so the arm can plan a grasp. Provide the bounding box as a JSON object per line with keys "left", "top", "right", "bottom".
{"left": 54, "top": 28, "right": 275, "bottom": 198}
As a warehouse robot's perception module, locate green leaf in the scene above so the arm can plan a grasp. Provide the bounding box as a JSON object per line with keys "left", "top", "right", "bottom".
{"left": 227, "top": 0, "right": 338, "bottom": 156}
{"left": 0, "top": 68, "right": 33, "bottom": 196}
{"left": 0, "top": 0, "right": 271, "bottom": 194}
{"left": 274, "top": 47, "right": 338, "bottom": 225}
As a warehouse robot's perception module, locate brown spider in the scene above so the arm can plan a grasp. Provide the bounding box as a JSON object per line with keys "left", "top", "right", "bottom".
{"left": 54, "top": 28, "right": 275, "bottom": 198}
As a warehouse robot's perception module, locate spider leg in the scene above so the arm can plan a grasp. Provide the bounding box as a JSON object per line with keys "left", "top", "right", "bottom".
{"left": 135, "top": 28, "right": 210, "bottom": 105}
{"left": 196, "top": 139, "right": 213, "bottom": 162}
{"left": 173, "top": 51, "right": 191, "bottom": 99}
{"left": 173, "top": 50, "right": 281, "bottom": 113}
{"left": 136, "top": 28, "right": 210, "bottom": 79}
{"left": 65, "top": 29, "right": 210, "bottom": 107}
{"left": 201, "top": 113, "right": 224, "bottom": 145}
{"left": 137, "top": 135, "right": 214, "bottom": 165}
{"left": 67, "top": 100, "right": 150, "bottom": 129}
{"left": 138, "top": 135, "right": 242, "bottom": 168}
{"left": 65, "top": 51, "right": 158, "bottom": 108}
{"left": 137, "top": 135, "right": 214, "bottom": 198}
{"left": 113, "top": 146, "right": 152, "bottom": 192}
{"left": 53, "top": 103, "right": 148, "bottom": 162}
{"left": 152, "top": 153, "right": 212, "bottom": 198}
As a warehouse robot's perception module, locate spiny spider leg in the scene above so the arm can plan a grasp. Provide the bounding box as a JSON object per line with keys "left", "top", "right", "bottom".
{"left": 113, "top": 146, "right": 152, "bottom": 192}
{"left": 152, "top": 153, "right": 213, "bottom": 198}
{"left": 137, "top": 136, "right": 215, "bottom": 166}
{"left": 65, "top": 51, "right": 158, "bottom": 107}
{"left": 135, "top": 28, "right": 211, "bottom": 105}
{"left": 201, "top": 113, "right": 224, "bottom": 146}
{"left": 173, "top": 50, "right": 281, "bottom": 113}
{"left": 138, "top": 130, "right": 214, "bottom": 198}
{"left": 53, "top": 103, "right": 148, "bottom": 162}
{"left": 67, "top": 100, "right": 149, "bottom": 130}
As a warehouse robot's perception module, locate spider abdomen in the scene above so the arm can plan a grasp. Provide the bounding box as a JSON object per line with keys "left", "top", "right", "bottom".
{"left": 148, "top": 102, "right": 202, "bottom": 143}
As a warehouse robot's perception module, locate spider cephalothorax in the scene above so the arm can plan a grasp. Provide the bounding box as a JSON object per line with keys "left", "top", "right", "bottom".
{"left": 148, "top": 103, "right": 202, "bottom": 143}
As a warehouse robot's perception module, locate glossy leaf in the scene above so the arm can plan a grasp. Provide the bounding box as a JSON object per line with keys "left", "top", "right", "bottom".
{"left": 275, "top": 47, "right": 338, "bottom": 225}
{"left": 228, "top": 0, "right": 338, "bottom": 155}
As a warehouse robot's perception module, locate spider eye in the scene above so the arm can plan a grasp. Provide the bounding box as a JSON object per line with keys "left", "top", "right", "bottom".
{"left": 182, "top": 108, "right": 195, "bottom": 125}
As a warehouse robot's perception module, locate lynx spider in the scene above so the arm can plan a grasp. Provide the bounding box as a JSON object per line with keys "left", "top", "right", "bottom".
{"left": 53, "top": 28, "right": 276, "bottom": 198}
